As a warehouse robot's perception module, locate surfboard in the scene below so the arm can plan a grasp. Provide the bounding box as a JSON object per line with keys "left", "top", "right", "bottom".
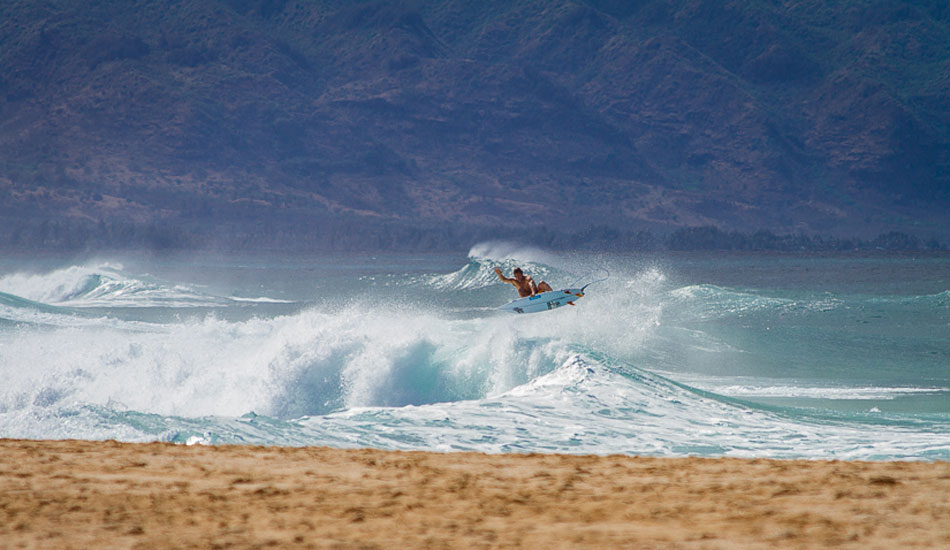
{"left": 498, "top": 288, "right": 585, "bottom": 314}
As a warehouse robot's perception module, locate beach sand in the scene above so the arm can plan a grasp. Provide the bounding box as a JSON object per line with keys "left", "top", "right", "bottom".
{"left": 1, "top": 439, "right": 948, "bottom": 549}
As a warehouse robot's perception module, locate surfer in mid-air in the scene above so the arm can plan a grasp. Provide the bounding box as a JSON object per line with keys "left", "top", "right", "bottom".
{"left": 494, "top": 267, "right": 553, "bottom": 297}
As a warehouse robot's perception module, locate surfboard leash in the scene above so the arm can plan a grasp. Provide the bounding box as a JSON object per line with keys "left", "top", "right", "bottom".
{"left": 574, "top": 267, "right": 610, "bottom": 292}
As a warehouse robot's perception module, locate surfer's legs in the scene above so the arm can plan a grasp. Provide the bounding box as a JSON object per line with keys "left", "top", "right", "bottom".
{"left": 537, "top": 281, "right": 553, "bottom": 293}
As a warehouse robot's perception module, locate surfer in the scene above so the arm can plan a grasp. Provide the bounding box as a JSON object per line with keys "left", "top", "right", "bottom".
{"left": 494, "top": 267, "right": 552, "bottom": 297}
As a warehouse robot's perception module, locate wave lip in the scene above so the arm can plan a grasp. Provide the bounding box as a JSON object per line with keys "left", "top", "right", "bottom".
{"left": 467, "top": 241, "right": 555, "bottom": 264}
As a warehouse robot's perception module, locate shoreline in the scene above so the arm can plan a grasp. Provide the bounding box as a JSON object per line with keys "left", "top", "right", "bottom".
{"left": 2, "top": 439, "right": 948, "bottom": 549}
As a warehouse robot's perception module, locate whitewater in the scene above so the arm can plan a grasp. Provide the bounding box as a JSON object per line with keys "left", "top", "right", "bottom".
{"left": 1, "top": 245, "right": 947, "bottom": 460}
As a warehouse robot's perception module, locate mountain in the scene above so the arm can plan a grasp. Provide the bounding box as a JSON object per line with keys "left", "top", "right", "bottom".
{"left": 1, "top": 0, "right": 948, "bottom": 250}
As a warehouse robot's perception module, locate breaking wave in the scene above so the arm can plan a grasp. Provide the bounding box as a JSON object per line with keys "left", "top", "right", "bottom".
{"left": 0, "top": 249, "right": 947, "bottom": 460}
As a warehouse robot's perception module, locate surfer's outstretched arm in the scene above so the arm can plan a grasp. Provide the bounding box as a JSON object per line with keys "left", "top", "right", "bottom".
{"left": 494, "top": 267, "right": 515, "bottom": 284}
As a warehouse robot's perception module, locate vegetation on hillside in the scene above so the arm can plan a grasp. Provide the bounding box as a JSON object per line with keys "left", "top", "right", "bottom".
{"left": 1, "top": 0, "right": 948, "bottom": 250}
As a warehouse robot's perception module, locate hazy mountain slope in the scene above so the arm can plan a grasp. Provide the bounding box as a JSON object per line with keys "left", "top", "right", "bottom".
{"left": 1, "top": 0, "right": 947, "bottom": 249}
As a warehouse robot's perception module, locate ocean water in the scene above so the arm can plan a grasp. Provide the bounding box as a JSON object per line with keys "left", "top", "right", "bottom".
{"left": 1, "top": 243, "right": 947, "bottom": 460}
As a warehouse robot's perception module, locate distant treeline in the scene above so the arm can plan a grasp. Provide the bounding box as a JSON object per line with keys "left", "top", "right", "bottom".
{"left": 0, "top": 218, "right": 945, "bottom": 254}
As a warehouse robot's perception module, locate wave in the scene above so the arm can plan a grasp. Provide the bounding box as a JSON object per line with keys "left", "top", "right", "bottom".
{"left": 425, "top": 240, "right": 620, "bottom": 293}
{"left": 229, "top": 296, "right": 295, "bottom": 304}
{"left": 0, "top": 263, "right": 294, "bottom": 309}
{"left": 423, "top": 242, "right": 562, "bottom": 292}
{"left": 0, "top": 263, "right": 221, "bottom": 307}
{"left": 680, "top": 377, "right": 950, "bottom": 400}
{"left": 5, "top": 350, "right": 946, "bottom": 459}
{"left": 0, "top": 290, "right": 81, "bottom": 329}
{"left": 467, "top": 241, "right": 556, "bottom": 264}
{"left": 426, "top": 258, "right": 556, "bottom": 291}
{"left": 866, "top": 289, "right": 950, "bottom": 307}
{"left": 667, "top": 284, "right": 843, "bottom": 321}
{"left": 671, "top": 285, "right": 950, "bottom": 318}
{"left": 0, "top": 256, "right": 672, "bottom": 423}
{"left": 2, "top": 252, "right": 947, "bottom": 460}
{"left": 0, "top": 300, "right": 578, "bottom": 420}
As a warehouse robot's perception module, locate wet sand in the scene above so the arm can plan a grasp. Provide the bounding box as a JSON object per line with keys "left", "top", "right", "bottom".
{"left": 1, "top": 439, "right": 948, "bottom": 549}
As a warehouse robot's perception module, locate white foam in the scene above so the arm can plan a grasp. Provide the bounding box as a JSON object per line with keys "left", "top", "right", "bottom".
{"left": 302, "top": 353, "right": 950, "bottom": 460}
{"left": 229, "top": 296, "right": 295, "bottom": 304}
{"left": 708, "top": 384, "right": 948, "bottom": 400}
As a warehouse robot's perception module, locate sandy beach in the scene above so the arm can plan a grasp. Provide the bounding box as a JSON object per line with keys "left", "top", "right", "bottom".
{"left": 1, "top": 439, "right": 948, "bottom": 549}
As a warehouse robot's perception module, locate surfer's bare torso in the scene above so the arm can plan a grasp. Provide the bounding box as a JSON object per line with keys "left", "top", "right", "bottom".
{"left": 494, "top": 267, "right": 552, "bottom": 297}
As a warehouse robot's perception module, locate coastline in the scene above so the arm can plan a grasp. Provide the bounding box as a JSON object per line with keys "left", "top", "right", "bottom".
{"left": 2, "top": 439, "right": 948, "bottom": 549}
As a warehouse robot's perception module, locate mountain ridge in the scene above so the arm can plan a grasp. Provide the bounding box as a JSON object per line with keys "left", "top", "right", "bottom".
{"left": 1, "top": 0, "right": 948, "bottom": 250}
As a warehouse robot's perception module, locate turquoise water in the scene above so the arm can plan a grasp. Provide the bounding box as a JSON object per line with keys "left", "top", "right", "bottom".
{"left": 1, "top": 243, "right": 947, "bottom": 460}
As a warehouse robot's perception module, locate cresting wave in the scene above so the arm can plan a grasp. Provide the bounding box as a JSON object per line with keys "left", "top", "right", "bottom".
{"left": 0, "top": 248, "right": 947, "bottom": 460}
{"left": 0, "top": 263, "right": 226, "bottom": 308}
{"left": 3, "top": 351, "right": 946, "bottom": 460}
{"left": 0, "top": 264, "right": 295, "bottom": 320}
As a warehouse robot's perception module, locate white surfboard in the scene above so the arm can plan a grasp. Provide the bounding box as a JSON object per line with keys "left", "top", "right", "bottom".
{"left": 498, "top": 288, "right": 585, "bottom": 314}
